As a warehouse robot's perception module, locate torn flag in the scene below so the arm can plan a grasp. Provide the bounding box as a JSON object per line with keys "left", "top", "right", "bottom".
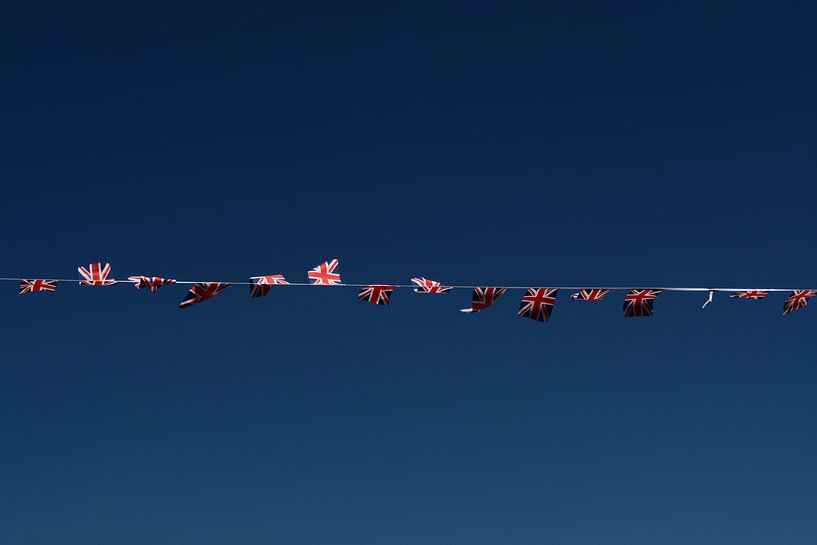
{"left": 782, "top": 290, "right": 817, "bottom": 315}
{"left": 78, "top": 262, "right": 116, "bottom": 286}
{"left": 128, "top": 276, "right": 176, "bottom": 292}
{"left": 570, "top": 289, "right": 610, "bottom": 301}
{"left": 249, "top": 275, "right": 289, "bottom": 298}
{"left": 623, "top": 289, "right": 662, "bottom": 317}
{"left": 411, "top": 277, "right": 452, "bottom": 294}
{"left": 730, "top": 290, "right": 768, "bottom": 300}
{"left": 461, "top": 287, "right": 506, "bottom": 313}
{"left": 307, "top": 259, "right": 341, "bottom": 285}
{"left": 518, "top": 288, "right": 557, "bottom": 323}
{"left": 357, "top": 285, "right": 394, "bottom": 305}
{"left": 179, "top": 282, "right": 232, "bottom": 309}
{"left": 18, "top": 279, "right": 58, "bottom": 295}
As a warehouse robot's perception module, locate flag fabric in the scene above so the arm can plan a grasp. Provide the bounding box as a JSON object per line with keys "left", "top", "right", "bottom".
{"left": 18, "top": 279, "right": 58, "bottom": 294}
{"left": 411, "top": 277, "right": 452, "bottom": 294}
{"left": 518, "top": 288, "right": 557, "bottom": 323}
{"left": 128, "top": 276, "right": 176, "bottom": 292}
{"left": 701, "top": 290, "right": 714, "bottom": 309}
{"left": 307, "top": 259, "right": 341, "bottom": 285}
{"left": 357, "top": 285, "right": 394, "bottom": 305}
{"left": 461, "top": 287, "right": 506, "bottom": 313}
{"left": 78, "top": 262, "right": 116, "bottom": 286}
{"left": 730, "top": 290, "right": 768, "bottom": 300}
{"left": 249, "top": 275, "right": 289, "bottom": 298}
{"left": 570, "top": 289, "right": 610, "bottom": 301}
{"left": 179, "top": 282, "right": 232, "bottom": 309}
{"left": 623, "top": 289, "right": 662, "bottom": 317}
{"left": 782, "top": 290, "right": 817, "bottom": 315}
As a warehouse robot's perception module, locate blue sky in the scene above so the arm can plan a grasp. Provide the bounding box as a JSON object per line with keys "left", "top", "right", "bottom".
{"left": 1, "top": 3, "right": 816, "bottom": 544}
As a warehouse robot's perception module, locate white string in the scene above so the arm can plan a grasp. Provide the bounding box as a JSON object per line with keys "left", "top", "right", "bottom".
{"left": 0, "top": 278, "right": 806, "bottom": 292}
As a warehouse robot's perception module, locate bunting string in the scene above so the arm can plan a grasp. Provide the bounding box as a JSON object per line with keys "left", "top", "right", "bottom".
{"left": 3, "top": 259, "right": 815, "bottom": 317}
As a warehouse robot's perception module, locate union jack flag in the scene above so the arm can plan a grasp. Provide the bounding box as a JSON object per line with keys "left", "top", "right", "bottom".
{"left": 179, "top": 282, "right": 232, "bottom": 309}
{"left": 128, "top": 276, "right": 176, "bottom": 292}
{"left": 357, "top": 285, "right": 394, "bottom": 305}
{"left": 461, "top": 287, "right": 506, "bottom": 313}
{"left": 623, "top": 289, "right": 662, "bottom": 317}
{"left": 249, "top": 275, "right": 289, "bottom": 298}
{"left": 78, "top": 262, "right": 116, "bottom": 286}
{"left": 518, "top": 288, "right": 557, "bottom": 323}
{"left": 782, "top": 290, "right": 817, "bottom": 315}
{"left": 570, "top": 289, "right": 610, "bottom": 301}
{"left": 730, "top": 290, "right": 768, "bottom": 300}
{"left": 411, "top": 277, "right": 452, "bottom": 294}
{"left": 307, "top": 259, "right": 341, "bottom": 285}
{"left": 18, "top": 279, "right": 58, "bottom": 295}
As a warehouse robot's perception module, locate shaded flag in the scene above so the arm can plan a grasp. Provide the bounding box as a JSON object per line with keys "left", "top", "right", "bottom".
{"left": 782, "top": 290, "right": 817, "bottom": 315}
{"left": 179, "top": 282, "right": 232, "bottom": 309}
{"left": 249, "top": 275, "right": 289, "bottom": 298}
{"left": 570, "top": 289, "right": 610, "bottom": 301}
{"left": 357, "top": 285, "right": 394, "bottom": 305}
{"left": 461, "top": 287, "right": 506, "bottom": 313}
{"left": 78, "top": 262, "right": 116, "bottom": 286}
{"left": 411, "top": 277, "right": 452, "bottom": 294}
{"left": 128, "top": 276, "right": 176, "bottom": 292}
{"left": 518, "top": 288, "right": 557, "bottom": 323}
{"left": 623, "top": 289, "right": 662, "bottom": 317}
{"left": 730, "top": 290, "right": 768, "bottom": 300}
{"left": 307, "top": 259, "right": 341, "bottom": 285}
{"left": 18, "top": 279, "right": 58, "bottom": 295}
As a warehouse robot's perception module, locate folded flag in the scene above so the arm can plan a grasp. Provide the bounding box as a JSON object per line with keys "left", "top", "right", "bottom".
{"left": 730, "top": 290, "right": 768, "bottom": 300}
{"left": 518, "top": 288, "right": 557, "bottom": 323}
{"left": 570, "top": 289, "right": 610, "bottom": 301}
{"left": 18, "top": 279, "right": 58, "bottom": 295}
{"left": 307, "top": 259, "right": 341, "bottom": 285}
{"left": 461, "top": 287, "right": 506, "bottom": 313}
{"left": 78, "top": 262, "right": 116, "bottom": 286}
{"left": 623, "top": 289, "right": 662, "bottom": 317}
{"left": 782, "top": 290, "right": 817, "bottom": 315}
{"left": 249, "top": 275, "right": 289, "bottom": 298}
{"left": 128, "top": 276, "right": 176, "bottom": 292}
{"left": 357, "top": 285, "right": 394, "bottom": 305}
{"left": 179, "top": 282, "right": 232, "bottom": 309}
{"left": 411, "top": 277, "right": 452, "bottom": 294}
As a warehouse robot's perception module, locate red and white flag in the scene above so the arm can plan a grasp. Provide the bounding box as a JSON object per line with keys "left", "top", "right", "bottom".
{"left": 357, "top": 285, "right": 394, "bottom": 305}
{"left": 128, "top": 276, "right": 176, "bottom": 292}
{"left": 179, "top": 282, "right": 232, "bottom": 308}
{"left": 461, "top": 287, "right": 506, "bottom": 313}
{"left": 730, "top": 290, "right": 768, "bottom": 300}
{"left": 78, "top": 262, "right": 116, "bottom": 286}
{"left": 249, "top": 275, "right": 289, "bottom": 298}
{"left": 307, "top": 259, "right": 341, "bottom": 285}
{"left": 18, "top": 279, "right": 58, "bottom": 295}
{"left": 411, "top": 277, "right": 452, "bottom": 294}
{"left": 570, "top": 289, "right": 610, "bottom": 301}
{"left": 782, "top": 290, "right": 817, "bottom": 315}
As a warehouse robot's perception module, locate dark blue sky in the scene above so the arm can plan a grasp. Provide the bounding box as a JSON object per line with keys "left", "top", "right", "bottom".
{"left": 2, "top": 3, "right": 816, "bottom": 544}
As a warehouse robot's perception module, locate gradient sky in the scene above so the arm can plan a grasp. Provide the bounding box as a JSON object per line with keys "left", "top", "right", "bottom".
{"left": 2, "top": 3, "right": 816, "bottom": 544}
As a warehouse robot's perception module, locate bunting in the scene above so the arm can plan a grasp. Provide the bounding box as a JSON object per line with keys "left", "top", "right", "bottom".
{"left": 357, "top": 285, "right": 394, "bottom": 305}
{"left": 570, "top": 289, "right": 610, "bottom": 301}
{"left": 308, "top": 260, "right": 341, "bottom": 285}
{"left": 78, "top": 262, "right": 116, "bottom": 286}
{"left": 249, "top": 275, "right": 289, "bottom": 298}
{"left": 461, "top": 287, "right": 506, "bottom": 313}
{"left": 18, "top": 279, "right": 58, "bottom": 295}
{"left": 623, "top": 289, "right": 661, "bottom": 317}
{"left": 411, "top": 277, "right": 452, "bottom": 294}
{"left": 730, "top": 290, "right": 768, "bottom": 300}
{"left": 128, "top": 276, "right": 176, "bottom": 292}
{"left": 518, "top": 288, "right": 557, "bottom": 323}
{"left": 179, "top": 282, "right": 232, "bottom": 309}
{"left": 782, "top": 290, "right": 816, "bottom": 315}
